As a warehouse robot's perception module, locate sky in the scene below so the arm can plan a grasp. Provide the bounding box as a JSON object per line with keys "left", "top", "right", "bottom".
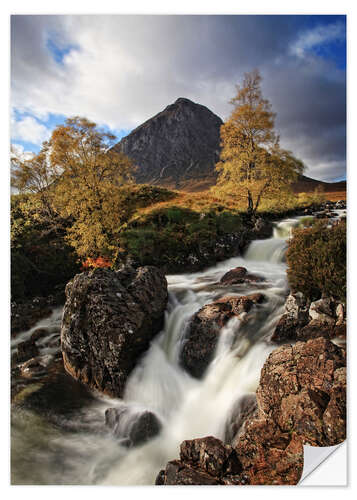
{"left": 10, "top": 14, "right": 346, "bottom": 182}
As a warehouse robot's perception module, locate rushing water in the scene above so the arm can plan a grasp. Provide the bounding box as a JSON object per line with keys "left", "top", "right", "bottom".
{"left": 10, "top": 216, "right": 313, "bottom": 485}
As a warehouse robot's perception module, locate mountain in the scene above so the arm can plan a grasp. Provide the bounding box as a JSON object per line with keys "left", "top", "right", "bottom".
{"left": 113, "top": 97, "right": 222, "bottom": 188}
{"left": 114, "top": 97, "right": 346, "bottom": 197}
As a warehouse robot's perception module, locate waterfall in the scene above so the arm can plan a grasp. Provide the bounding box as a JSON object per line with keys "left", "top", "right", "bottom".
{"left": 11, "top": 216, "right": 301, "bottom": 485}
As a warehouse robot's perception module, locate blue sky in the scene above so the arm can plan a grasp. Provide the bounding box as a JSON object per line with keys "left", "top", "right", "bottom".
{"left": 11, "top": 15, "right": 346, "bottom": 181}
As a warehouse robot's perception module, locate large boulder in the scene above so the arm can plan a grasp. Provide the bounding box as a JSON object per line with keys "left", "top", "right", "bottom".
{"left": 61, "top": 266, "right": 168, "bottom": 397}
{"left": 256, "top": 337, "right": 346, "bottom": 446}
{"left": 180, "top": 293, "right": 265, "bottom": 378}
{"left": 157, "top": 337, "right": 346, "bottom": 485}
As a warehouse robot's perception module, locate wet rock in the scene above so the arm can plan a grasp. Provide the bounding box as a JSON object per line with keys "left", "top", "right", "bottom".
{"left": 30, "top": 328, "right": 51, "bottom": 343}
{"left": 11, "top": 298, "right": 54, "bottom": 336}
{"left": 19, "top": 355, "right": 54, "bottom": 379}
{"left": 157, "top": 460, "right": 220, "bottom": 485}
{"left": 105, "top": 406, "right": 162, "bottom": 446}
{"left": 61, "top": 266, "right": 168, "bottom": 397}
{"left": 15, "top": 339, "right": 39, "bottom": 363}
{"left": 180, "top": 293, "right": 264, "bottom": 378}
{"left": 158, "top": 337, "right": 346, "bottom": 485}
{"left": 156, "top": 436, "right": 243, "bottom": 485}
{"left": 252, "top": 218, "right": 273, "bottom": 239}
{"left": 220, "top": 266, "right": 264, "bottom": 285}
{"left": 224, "top": 393, "right": 258, "bottom": 446}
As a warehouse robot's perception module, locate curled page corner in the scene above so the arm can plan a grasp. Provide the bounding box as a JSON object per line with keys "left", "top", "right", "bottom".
{"left": 299, "top": 441, "right": 346, "bottom": 484}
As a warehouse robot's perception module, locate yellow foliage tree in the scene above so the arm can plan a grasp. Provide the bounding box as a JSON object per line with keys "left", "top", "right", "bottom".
{"left": 49, "top": 117, "right": 135, "bottom": 258}
{"left": 215, "top": 70, "right": 304, "bottom": 217}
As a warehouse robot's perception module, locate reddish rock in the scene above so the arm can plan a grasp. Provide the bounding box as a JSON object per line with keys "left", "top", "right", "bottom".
{"left": 158, "top": 337, "right": 346, "bottom": 486}
{"left": 256, "top": 337, "right": 346, "bottom": 446}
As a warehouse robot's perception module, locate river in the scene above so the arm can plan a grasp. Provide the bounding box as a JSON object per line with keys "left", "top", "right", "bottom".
{"left": 10, "top": 215, "right": 321, "bottom": 485}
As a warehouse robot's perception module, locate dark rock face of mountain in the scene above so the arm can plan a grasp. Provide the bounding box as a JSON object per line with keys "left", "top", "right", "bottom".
{"left": 113, "top": 98, "right": 223, "bottom": 188}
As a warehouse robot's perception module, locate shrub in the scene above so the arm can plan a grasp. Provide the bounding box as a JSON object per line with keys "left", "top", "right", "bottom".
{"left": 11, "top": 194, "right": 80, "bottom": 302}
{"left": 286, "top": 219, "right": 346, "bottom": 302}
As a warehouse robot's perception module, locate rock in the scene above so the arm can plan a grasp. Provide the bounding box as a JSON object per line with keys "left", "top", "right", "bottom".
{"left": 252, "top": 218, "right": 273, "bottom": 239}
{"left": 19, "top": 355, "right": 54, "bottom": 379}
{"left": 309, "top": 297, "right": 336, "bottom": 325}
{"left": 220, "top": 267, "right": 264, "bottom": 285}
{"left": 156, "top": 436, "right": 243, "bottom": 485}
{"left": 322, "top": 367, "right": 346, "bottom": 444}
{"left": 105, "top": 406, "right": 162, "bottom": 446}
{"left": 158, "top": 337, "right": 346, "bottom": 485}
{"left": 15, "top": 339, "right": 39, "bottom": 363}
{"left": 224, "top": 393, "right": 258, "bottom": 446}
{"left": 234, "top": 417, "right": 304, "bottom": 485}
{"left": 336, "top": 303, "right": 345, "bottom": 326}
{"left": 256, "top": 337, "right": 346, "bottom": 446}
{"left": 271, "top": 292, "right": 310, "bottom": 343}
{"left": 180, "top": 293, "right": 264, "bottom": 378}
{"left": 285, "top": 292, "right": 310, "bottom": 322}
{"left": 30, "top": 328, "right": 51, "bottom": 343}
{"left": 271, "top": 294, "right": 347, "bottom": 343}
{"left": 157, "top": 460, "right": 220, "bottom": 485}
{"left": 61, "top": 266, "right": 168, "bottom": 397}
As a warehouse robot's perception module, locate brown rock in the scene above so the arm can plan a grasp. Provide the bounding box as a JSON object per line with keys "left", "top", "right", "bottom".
{"left": 256, "top": 337, "right": 346, "bottom": 446}
{"left": 180, "top": 293, "right": 265, "bottom": 378}
{"left": 220, "top": 267, "right": 264, "bottom": 285}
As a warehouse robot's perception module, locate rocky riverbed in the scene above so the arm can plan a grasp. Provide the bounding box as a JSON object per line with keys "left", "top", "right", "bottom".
{"left": 10, "top": 203, "right": 346, "bottom": 485}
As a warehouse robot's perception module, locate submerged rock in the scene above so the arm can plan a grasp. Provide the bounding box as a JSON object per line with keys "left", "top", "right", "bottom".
{"left": 180, "top": 293, "right": 265, "bottom": 378}
{"left": 105, "top": 406, "right": 162, "bottom": 446}
{"left": 61, "top": 266, "right": 168, "bottom": 398}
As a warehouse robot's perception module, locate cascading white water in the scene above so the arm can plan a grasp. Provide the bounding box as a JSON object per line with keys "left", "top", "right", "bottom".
{"left": 11, "top": 216, "right": 304, "bottom": 485}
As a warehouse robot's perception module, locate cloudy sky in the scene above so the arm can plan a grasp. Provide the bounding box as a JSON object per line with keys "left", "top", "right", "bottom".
{"left": 11, "top": 14, "right": 346, "bottom": 181}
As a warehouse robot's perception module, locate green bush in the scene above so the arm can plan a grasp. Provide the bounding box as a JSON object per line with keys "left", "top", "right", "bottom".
{"left": 117, "top": 206, "right": 244, "bottom": 271}
{"left": 286, "top": 219, "right": 346, "bottom": 302}
{"left": 11, "top": 194, "right": 80, "bottom": 302}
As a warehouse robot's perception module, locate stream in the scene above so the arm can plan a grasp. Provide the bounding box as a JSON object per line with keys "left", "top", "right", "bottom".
{"left": 10, "top": 215, "right": 336, "bottom": 485}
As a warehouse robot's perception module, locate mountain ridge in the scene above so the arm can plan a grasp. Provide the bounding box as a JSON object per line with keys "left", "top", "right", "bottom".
{"left": 114, "top": 97, "right": 346, "bottom": 195}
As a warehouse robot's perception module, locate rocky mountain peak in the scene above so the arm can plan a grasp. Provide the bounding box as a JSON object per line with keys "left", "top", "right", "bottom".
{"left": 113, "top": 97, "right": 223, "bottom": 189}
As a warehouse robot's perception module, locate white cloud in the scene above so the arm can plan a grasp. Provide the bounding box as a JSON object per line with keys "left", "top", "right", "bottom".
{"left": 11, "top": 143, "right": 35, "bottom": 162}
{"left": 10, "top": 15, "right": 346, "bottom": 181}
{"left": 290, "top": 20, "right": 345, "bottom": 59}
{"left": 11, "top": 115, "right": 51, "bottom": 146}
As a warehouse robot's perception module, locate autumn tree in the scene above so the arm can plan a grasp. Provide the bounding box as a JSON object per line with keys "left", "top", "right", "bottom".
{"left": 49, "top": 117, "right": 135, "bottom": 258}
{"left": 215, "top": 70, "right": 304, "bottom": 217}
{"left": 11, "top": 143, "right": 60, "bottom": 221}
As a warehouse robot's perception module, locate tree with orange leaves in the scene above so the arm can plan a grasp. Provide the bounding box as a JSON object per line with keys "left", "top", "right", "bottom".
{"left": 215, "top": 70, "right": 304, "bottom": 218}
